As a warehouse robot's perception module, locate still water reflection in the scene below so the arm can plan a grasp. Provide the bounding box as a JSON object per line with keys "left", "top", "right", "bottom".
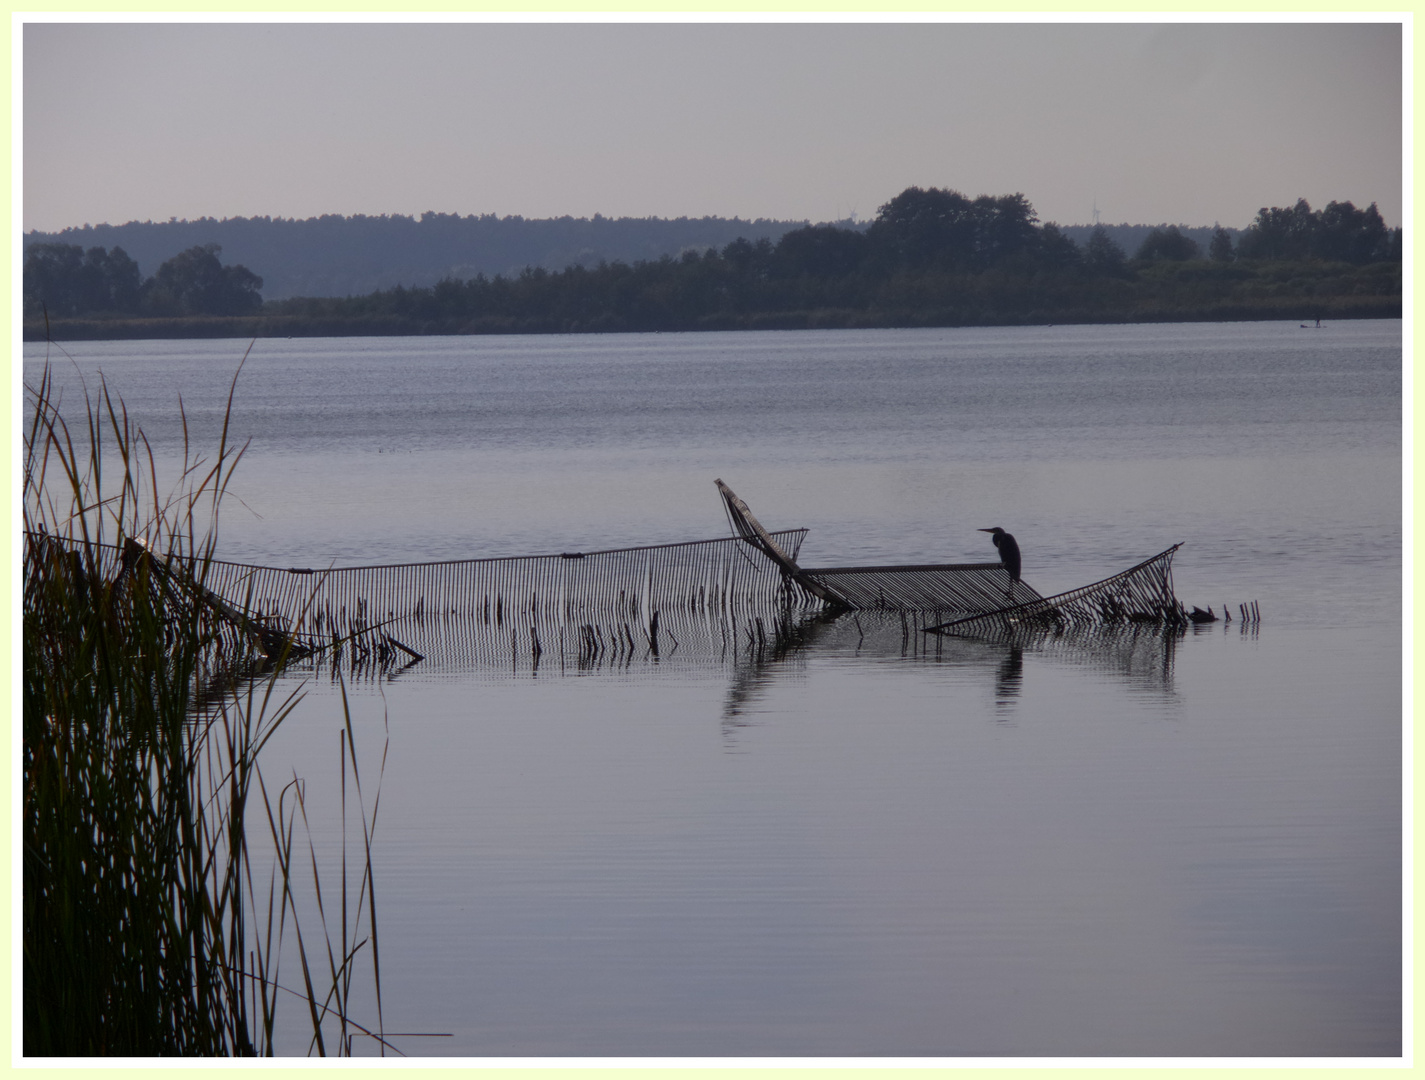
{"left": 266, "top": 604, "right": 1394, "bottom": 1058}
{"left": 24, "top": 322, "right": 1400, "bottom": 1057}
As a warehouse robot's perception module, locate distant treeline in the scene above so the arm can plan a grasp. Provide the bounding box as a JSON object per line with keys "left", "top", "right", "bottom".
{"left": 25, "top": 204, "right": 1240, "bottom": 305}
{"left": 24, "top": 211, "right": 815, "bottom": 300}
{"left": 25, "top": 188, "right": 1401, "bottom": 339}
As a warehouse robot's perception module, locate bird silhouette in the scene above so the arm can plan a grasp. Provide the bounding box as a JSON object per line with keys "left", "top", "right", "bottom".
{"left": 978, "top": 527, "right": 1021, "bottom": 584}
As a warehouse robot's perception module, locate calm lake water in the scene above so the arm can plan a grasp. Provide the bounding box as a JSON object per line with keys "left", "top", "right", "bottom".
{"left": 23, "top": 321, "right": 1403, "bottom": 1058}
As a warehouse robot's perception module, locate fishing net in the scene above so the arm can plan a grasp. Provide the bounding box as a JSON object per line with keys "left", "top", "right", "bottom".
{"left": 28, "top": 528, "right": 814, "bottom": 651}
{"left": 28, "top": 485, "right": 1186, "bottom": 674}
{"left": 923, "top": 544, "right": 1185, "bottom": 636}
{"left": 800, "top": 562, "right": 1045, "bottom": 613}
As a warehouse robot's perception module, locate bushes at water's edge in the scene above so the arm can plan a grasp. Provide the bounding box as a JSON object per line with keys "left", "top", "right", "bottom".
{"left": 241, "top": 245, "right": 1403, "bottom": 337}
{"left": 24, "top": 290, "right": 1403, "bottom": 341}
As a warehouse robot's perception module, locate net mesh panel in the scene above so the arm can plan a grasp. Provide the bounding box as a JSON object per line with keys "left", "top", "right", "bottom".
{"left": 801, "top": 563, "right": 1045, "bottom": 614}
{"left": 35, "top": 530, "right": 816, "bottom": 643}
{"left": 925, "top": 544, "right": 1184, "bottom": 635}
{"left": 716, "top": 480, "right": 1049, "bottom": 615}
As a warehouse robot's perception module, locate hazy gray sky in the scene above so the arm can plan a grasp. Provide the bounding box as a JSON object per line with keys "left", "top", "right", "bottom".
{"left": 23, "top": 19, "right": 1403, "bottom": 233}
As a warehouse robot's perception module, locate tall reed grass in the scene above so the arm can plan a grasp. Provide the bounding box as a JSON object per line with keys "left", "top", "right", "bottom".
{"left": 23, "top": 356, "right": 387, "bottom": 1055}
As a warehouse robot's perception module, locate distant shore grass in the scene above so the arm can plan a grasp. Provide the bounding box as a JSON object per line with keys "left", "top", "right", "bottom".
{"left": 23, "top": 357, "right": 388, "bottom": 1056}
{"left": 20, "top": 292, "right": 1403, "bottom": 342}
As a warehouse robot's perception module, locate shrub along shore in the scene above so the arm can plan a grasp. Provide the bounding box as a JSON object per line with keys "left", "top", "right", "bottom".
{"left": 25, "top": 289, "right": 1402, "bottom": 341}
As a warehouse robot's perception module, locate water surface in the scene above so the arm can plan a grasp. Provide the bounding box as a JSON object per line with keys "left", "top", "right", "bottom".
{"left": 23, "top": 321, "right": 1402, "bottom": 1057}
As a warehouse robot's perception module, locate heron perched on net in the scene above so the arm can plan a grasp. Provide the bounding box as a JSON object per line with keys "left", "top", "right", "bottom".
{"left": 978, "top": 527, "right": 1021, "bottom": 584}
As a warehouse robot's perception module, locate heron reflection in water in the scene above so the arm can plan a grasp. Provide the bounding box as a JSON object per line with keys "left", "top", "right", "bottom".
{"left": 978, "top": 526, "right": 1021, "bottom": 585}
{"left": 995, "top": 645, "right": 1025, "bottom": 715}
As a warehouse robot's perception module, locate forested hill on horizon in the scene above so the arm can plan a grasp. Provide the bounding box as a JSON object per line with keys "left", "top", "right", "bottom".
{"left": 25, "top": 213, "right": 818, "bottom": 300}
{"left": 27, "top": 210, "right": 1235, "bottom": 302}
{"left": 25, "top": 187, "right": 1400, "bottom": 340}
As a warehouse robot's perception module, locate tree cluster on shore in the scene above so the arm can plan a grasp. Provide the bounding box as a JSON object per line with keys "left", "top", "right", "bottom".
{"left": 23, "top": 241, "right": 263, "bottom": 320}
{"left": 24, "top": 188, "right": 1402, "bottom": 339}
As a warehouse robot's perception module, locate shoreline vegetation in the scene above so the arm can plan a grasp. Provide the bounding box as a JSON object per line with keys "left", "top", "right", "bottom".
{"left": 23, "top": 361, "right": 389, "bottom": 1055}
{"left": 23, "top": 291, "right": 1402, "bottom": 342}
{"left": 25, "top": 187, "right": 1401, "bottom": 342}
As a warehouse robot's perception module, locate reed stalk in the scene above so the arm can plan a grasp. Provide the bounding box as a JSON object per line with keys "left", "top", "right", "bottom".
{"left": 22, "top": 356, "right": 386, "bottom": 1055}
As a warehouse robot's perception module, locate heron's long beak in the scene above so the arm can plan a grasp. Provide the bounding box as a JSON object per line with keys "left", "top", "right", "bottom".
{"left": 977, "top": 528, "right": 994, "bottom": 533}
